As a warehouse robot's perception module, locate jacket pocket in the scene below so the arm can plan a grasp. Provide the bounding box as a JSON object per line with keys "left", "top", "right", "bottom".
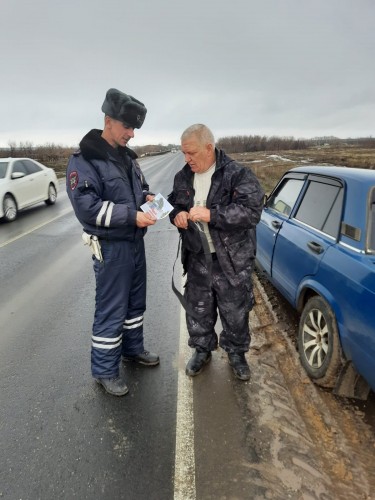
{"left": 226, "top": 239, "right": 253, "bottom": 274}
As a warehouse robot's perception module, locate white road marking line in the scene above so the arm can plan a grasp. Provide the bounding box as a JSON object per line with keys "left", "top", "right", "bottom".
{"left": 0, "top": 207, "right": 73, "bottom": 248}
{"left": 173, "top": 306, "right": 196, "bottom": 500}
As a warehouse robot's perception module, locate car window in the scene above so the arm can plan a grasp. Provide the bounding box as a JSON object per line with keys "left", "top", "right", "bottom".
{"left": 23, "top": 159, "right": 42, "bottom": 174}
{"left": 322, "top": 189, "right": 343, "bottom": 236}
{"left": 267, "top": 178, "right": 304, "bottom": 216}
{"left": 294, "top": 180, "right": 343, "bottom": 237}
{"left": 0, "top": 162, "right": 8, "bottom": 179}
{"left": 12, "top": 160, "right": 29, "bottom": 175}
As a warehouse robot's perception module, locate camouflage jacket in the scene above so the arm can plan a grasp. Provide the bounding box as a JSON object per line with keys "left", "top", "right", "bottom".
{"left": 168, "top": 148, "right": 264, "bottom": 286}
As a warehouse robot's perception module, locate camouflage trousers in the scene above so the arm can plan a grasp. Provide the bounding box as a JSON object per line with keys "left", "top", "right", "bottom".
{"left": 184, "top": 252, "right": 254, "bottom": 354}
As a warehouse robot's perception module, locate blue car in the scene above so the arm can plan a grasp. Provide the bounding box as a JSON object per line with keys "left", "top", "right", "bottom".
{"left": 256, "top": 165, "right": 375, "bottom": 398}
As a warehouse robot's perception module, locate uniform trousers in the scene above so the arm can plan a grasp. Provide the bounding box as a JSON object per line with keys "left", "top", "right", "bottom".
{"left": 91, "top": 238, "right": 146, "bottom": 378}
{"left": 184, "top": 252, "right": 254, "bottom": 354}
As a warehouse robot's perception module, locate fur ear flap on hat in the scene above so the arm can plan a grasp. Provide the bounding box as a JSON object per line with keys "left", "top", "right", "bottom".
{"left": 101, "top": 88, "right": 147, "bottom": 129}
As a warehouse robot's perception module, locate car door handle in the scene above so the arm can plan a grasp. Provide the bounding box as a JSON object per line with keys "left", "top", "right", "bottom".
{"left": 271, "top": 220, "right": 281, "bottom": 229}
{"left": 307, "top": 241, "right": 324, "bottom": 254}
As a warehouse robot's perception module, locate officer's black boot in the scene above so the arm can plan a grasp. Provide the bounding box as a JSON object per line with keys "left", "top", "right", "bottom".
{"left": 185, "top": 349, "right": 212, "bottom": 377}
{"left": 228, "top": 352, "right": 250, "bottom": 381}
{"left": 94, "top": 374, "right": 129, "bottom": 396}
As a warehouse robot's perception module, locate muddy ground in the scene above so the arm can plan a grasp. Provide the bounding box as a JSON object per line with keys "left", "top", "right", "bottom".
{"left": 244, "top": 272, "right": 375, "bottom": 499}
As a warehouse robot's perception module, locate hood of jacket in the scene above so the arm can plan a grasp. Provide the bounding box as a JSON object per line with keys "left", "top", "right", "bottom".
{"left": 215, "top": 148, "right": 234, "bottom": 170}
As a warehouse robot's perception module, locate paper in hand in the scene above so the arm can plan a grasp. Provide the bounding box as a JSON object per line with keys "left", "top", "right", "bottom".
{"left": 141, "top": 193, "right": 174, "bottom": 220}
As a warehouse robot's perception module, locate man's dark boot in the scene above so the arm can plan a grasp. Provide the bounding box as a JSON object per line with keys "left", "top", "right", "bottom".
{"left": 228, "top": 352, "right": 250, "bottom": 381}
{"left": 94, "top": 374, "right": 129, "bottom": 396}
{"left": 186, "top": 350, "right": 212, "bottom": 377}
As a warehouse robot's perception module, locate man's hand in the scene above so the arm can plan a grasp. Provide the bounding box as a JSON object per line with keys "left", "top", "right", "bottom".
{"left": 189, "top": 206, "right": 211, "bottom": 223}
{"left": 146, "top": 194, "right": 155, "bottom": 202}
{"left": 174, "top": 211, "right": 189, "bottom": 229}
{"left": 136, "top": 212, "right": 156, "bottom": 228}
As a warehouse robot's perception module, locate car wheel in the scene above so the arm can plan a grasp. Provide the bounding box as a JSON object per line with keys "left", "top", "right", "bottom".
{"left": 2, "top": 194, "right": 18, "bottom": 222}
{"left": 298, "top": 295, "right": 343, "bottom": 388}
{"left": 45, "top": 183, "right": 57, "bottom": 205}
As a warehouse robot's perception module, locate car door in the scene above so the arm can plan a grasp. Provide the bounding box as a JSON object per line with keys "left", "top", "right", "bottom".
{"left": 271, "top": 175, "right": 344, "bottom": 305}
{"left": 22, "top": 159, "right": 47, "bottom": 203}
{"left": 10, "top": 160, "right": 31, "bottom": 208}
{"left": 257, "top": 173, "right": 306, "bottom": 276}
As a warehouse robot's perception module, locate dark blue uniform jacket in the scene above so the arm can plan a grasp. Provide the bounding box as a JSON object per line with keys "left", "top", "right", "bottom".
{"left": 66, "top": 129, "right": 151, "bottom": 241}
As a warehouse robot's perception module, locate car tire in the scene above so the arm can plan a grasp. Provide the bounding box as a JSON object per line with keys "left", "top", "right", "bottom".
{"left": 298, "top": 295, "right": 343, "bottom": 388}
{"left": 2, "top": 194, "right": 18, "bottom": 222}
{"left": 45, "top": 183, "right": 57, "bottom": 205}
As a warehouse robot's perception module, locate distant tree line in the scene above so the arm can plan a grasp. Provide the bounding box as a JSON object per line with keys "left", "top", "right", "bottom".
{"left": 0, "top": 141, "right": 75, "bottom": 166}
{"left": 132, "top": 144, "right": 176, "bottom": 157}
{"left": 216, "top": 135, "right": 375, "bottom": 153}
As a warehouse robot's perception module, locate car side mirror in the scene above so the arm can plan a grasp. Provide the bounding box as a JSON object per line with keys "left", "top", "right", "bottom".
{"left": 11, "top": 172, "right": 26, "bottom": 179}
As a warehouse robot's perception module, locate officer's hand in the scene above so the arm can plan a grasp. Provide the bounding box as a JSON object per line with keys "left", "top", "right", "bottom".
{"left": 189, "top": 206, "right": 210, "bottom": 223}
{"left": 146, "top": 194, "right": 155, "bottom": 202}
{"left": 174, "top": 211, "right": 189, "bottom": 229}
{"left": 136, "top": 212, "right": 156, "bottom": 227}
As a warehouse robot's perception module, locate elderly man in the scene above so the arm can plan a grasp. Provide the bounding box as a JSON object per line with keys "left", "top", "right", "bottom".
{"left": 66, "top": 88, "right": 159, "bottom": 396}
{"left": 168, "top": 124, "right": 264, "bottom": 381}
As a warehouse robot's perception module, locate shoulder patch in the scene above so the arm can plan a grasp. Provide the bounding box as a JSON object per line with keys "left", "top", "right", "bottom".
{"left": 69, "top": 171, "right": 79, "bottom": 190}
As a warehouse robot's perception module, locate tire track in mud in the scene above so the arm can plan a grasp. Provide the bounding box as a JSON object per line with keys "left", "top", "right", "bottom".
{"left": 236, "top": 275, "right": 375, "bottom": 499}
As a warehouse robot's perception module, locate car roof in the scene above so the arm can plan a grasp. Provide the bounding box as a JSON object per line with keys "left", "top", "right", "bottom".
{"left": 290, "top": 165, "right": 375, "bottom": 184}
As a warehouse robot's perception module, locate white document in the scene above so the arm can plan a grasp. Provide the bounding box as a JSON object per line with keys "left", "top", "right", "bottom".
{"left": 140, "top": 193, "right": 174, "bottom": 220}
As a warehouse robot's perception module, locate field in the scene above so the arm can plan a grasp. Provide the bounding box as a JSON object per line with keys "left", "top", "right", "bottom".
{"left": 231, "top": 146, "right": 375, "bottom": 194}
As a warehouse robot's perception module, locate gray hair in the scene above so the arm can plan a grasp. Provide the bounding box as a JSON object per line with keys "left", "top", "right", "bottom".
{"left": 181, "top": 124, "right": 215, "bottom": 147}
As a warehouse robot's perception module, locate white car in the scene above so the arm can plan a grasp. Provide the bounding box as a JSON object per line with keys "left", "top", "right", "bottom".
{"left": 0, "top": 157, "right": 59, "bottom": 222}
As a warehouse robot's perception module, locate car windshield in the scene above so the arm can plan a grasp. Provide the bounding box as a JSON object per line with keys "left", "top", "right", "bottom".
{"left": 0, "top": 162, "right": 8, "bottom": 179}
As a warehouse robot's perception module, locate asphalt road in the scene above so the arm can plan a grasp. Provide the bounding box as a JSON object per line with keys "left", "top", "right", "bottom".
{"left": 0, "top": 154, "right": 180, "bottom": 499}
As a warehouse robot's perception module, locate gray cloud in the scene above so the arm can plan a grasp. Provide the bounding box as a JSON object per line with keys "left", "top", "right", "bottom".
{"left": 1, "top": 0, "right": 374, "bottom": 147}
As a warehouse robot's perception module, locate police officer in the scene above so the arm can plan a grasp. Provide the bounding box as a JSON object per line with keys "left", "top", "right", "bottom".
{"left": 168, "top": 124, "right": 264, "bottom": 381}
{"left": 66, "top": 88, "right": 159, "bottom": 396}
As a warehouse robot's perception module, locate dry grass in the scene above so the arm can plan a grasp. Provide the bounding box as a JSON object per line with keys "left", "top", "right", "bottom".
{"left": 51, "top": 159, "right": 70, "bottom": 177}
{"left": 231, "top": 146, "right": 375, "bottom": 194}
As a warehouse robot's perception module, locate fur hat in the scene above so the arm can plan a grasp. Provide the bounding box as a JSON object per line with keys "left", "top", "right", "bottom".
{"left": 101, "top": 88, "right": 147, "bottom": 129}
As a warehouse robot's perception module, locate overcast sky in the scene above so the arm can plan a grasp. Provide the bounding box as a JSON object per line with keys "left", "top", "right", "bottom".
{"left": 1, "top": 0, "right": 374, "bottom": 147}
